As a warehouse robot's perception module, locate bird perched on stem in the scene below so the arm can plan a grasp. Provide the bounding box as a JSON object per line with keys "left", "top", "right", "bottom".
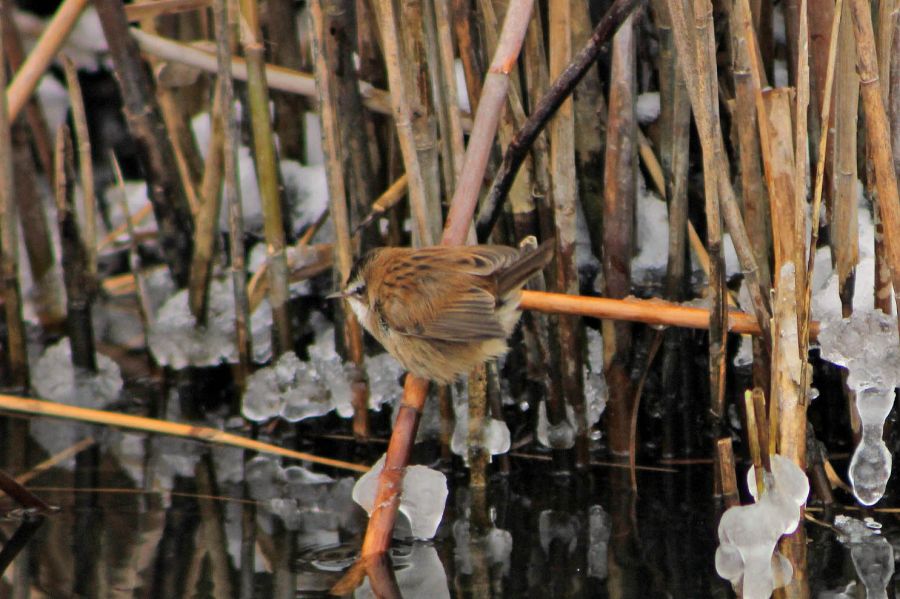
{"left": 329, "top": 237, "right": 554, "bottom": 383}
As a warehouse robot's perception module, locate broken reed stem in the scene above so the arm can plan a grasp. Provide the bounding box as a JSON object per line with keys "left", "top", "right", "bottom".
{"left": 110, "top": 152, "right": 152, "bottom": 344}
{"left": 354, "top": 174, "right": 409, "bottom": 233}
{"left": 239, "top": 0, "right": 293, "bottom": 357}
{"left": 373, "top": 0, "right": 435, "bottom": 246}
{"left": 441, "top": 0, "right": 536, "bottom": 245}
{"left": 311, "top": 0, "right": 370, "bottom": 439}
{"left": 60, "top": 56, "right": 97, "bottom": 281}
{"left": 717, "top": 438, "right": 740, "bottom": 508}
{"left": 4, "top": 0, "right": 88, "bottom": 122}
{"left": 213, "top": 0, "right": 251, "bottom": 387}
{"left": 743, "top": 390, "right": 765, "bottom": 495}
{"left": 94, "top": 0, "right": 195, "bottom": 288}
{"left": 430, "top": 0, "right": 466, "bottom": 186}
{"left": 0, "top": 20, "right": 28, "bottom": 391}
{"left": 848, "top": 0, "right": 900, "bottom": 329}
{"left": 188, "top": 84, "right": 225, "bottom": 327}
{"left": 54, "top": 126, "right": 96, "bottom": 373}
{"left": 0, "top": 393, "right": 369, "bottom": 473}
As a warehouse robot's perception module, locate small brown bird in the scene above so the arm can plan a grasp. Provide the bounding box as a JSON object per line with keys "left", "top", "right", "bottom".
{"left": 329, "top": 239, "right": 554, "bottom": 384}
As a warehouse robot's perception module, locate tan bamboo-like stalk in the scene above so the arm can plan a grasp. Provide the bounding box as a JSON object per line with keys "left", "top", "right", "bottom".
{"left": 399, "top": 0, "right": 443, "bottom": 243}
{"left": 123, "top": 0, "right": 212, "bottom": 22}
{"left": 310, "top": 0, "right": 370, "bottom": 439}
{"left": 848, "top": 0, "right": 900, "bottom": 326}
{"left": 717, "top": 438, "right": 741, "bottom": 507}
{"left": 5, "top": 0, "right": 88, "bottom": 122}
{"left": 0, "top": 18, "right": 28, "bottom": 390}
{"left": 0, "top": 393, "right": 369, "bottom": 472}
{"left": 807, "top": 0, "right": 835, "bottom": 196}
{"left": 467, "top": 364, "right": 489, "bottom": 488}
{"left": 431, "top": 0, "right": 467, "bottom": 186}
{"left": 213, "top": 0, "right": 251, "bottom": 386}
{"left": 195, "top": 458, "right": 234, "bottom": 598}
{"left": 94, "top": 0, "right": 195, "bottom": 288}
{"left": 110, "top": 152, "right": 153, "bottom": 345}
{"left": 61, "top": 56, "right": 97, "bottom": 280}
{"left": 602, "top": 12, "right": 637, "bottom": 455}
{"left": 187, "top": 84, "right": 225, "bottom": 327}
{"left": 239, "top": 0, "right": 293, "bottom": 356}
{"left": 0, "top": 2, "right": 55, "bottom": 184}
{"left": 136, "top": 17, "right": 203, "bottom": 216}
{"left": 833, "top": 0, "right": 859, "bottom": 316}
{"left": 451, "top": 0, "right": 484, "bottom": 112}
{"left": 891, "top": 12, "right": 900, "bottom": 178}
{"left": 373, "top": 0, "right": 435, "bottom": 246}
{"left": 667, "top": 0, "right": 728, "bottom": 416}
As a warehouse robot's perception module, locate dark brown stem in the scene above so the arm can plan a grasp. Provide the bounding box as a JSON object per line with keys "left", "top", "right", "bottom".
{"left": 93, "top": 0, "right": 195, "bottom": 288}
{"left": 475, "top": 0, "right": 645, "bottom": 241}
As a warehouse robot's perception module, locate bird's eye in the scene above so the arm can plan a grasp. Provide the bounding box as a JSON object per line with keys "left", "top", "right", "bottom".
{"left": 349, "top": 282, "right": 366, "bottom": 297}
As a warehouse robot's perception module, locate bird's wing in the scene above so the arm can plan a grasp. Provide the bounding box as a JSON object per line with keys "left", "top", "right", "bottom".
{"left": 376, "top": 247, "right": 518, "bottom": 342}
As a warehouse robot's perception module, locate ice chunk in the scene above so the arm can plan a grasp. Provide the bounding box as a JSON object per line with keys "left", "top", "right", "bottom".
{"left": 585, "top": 328, "right": 608, "bottom": 427}
{"left": 242, "top": 351, "right": 331, "bottom": 422}
{"left": 536, "top": 400, "right": 576, "bottom": 449}
{"left": 636, "top": 92, "right": 660, "bottom": 124}
{"left": 834, "top": 515, "right": 894, "bottom": 599}
{"left": 449, "top": 390, "right": 511, "bottom": 463}
{"left": 352, "top": 454, "right": 448, "bottom": 540}
{"left": 538, "top": 510, "right": 578, "bottom": 554}
{"left": 715, "top": 454, "right": 808, "bottom": 599}
{"left": 818, "top": 310, "right": 900, "bottom": 504}
{"left": 451, "top": 518, "right": 512, "bottom": 577}
{"left": 32, "top": 338, "right": 122, "bottom": 407}
{"left": 148, "top": 277, "right": 272, "bottom": 368}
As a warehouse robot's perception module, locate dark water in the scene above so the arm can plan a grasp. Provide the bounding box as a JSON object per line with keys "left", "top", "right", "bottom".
{"left": 0, "top": 412, "right": 891, "bottom": 598}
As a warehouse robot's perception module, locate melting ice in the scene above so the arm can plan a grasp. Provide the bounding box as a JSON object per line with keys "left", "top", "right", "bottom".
{"left": 817, "top": 310, "right": 900, "bottom": 504}
{"left": 715, "top": 454, "right": 808, "bottom": 599}
{"left": 833, "top": 515, "right": 894, "bottom": 599}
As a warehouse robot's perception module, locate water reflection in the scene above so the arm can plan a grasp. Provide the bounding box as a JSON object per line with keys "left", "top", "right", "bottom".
{"left": 2, "top": 413, "right": 898, "bottom": 596}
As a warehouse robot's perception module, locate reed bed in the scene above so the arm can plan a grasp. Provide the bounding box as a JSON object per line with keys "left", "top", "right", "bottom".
{"left": 1, "top": 0, "right": 898, "bottom": 593}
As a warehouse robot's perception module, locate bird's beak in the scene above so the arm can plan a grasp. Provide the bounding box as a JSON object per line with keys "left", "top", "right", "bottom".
{"left": 326, "top": 290, "right": 347, "bottom": 300}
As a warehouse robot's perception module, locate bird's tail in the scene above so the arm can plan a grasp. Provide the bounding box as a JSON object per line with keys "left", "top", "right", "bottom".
{"left": 496, "top": 237, "right": 555, "bottom": 297}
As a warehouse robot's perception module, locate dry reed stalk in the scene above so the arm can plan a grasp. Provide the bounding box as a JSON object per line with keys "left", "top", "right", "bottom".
{"left": 807, "top": 0, "right": 835, "bottom": 184}
{"left": 247, "top": 243, "right": 333, "bottom": 313}
{"left": 124, "top": 0, "right": 212, "bottom": 22}
{"left": 761, "top": 89, "right": 804, "bottom": 290}
{"left": 10, "top": 121, "right": 62, "bottom": 326}
{"left": 311, "top": 0, "right": 370, "bottom": 439}
{"left": 729, "top": 7, "right": 771, "bottom": 290}
{"left": 848, "top": 0, "right": 900, "bottom": 326}
{"left": 520, "top": 290, "right": 824, "bottom": 337}
{"left": 60, "top": 56, "right": 97, "bottom": 280}
{"left": 450, "top": 0, "right": 484, "bottom": 111}
{"left": 110, "top": 152, "right": 153, "bottom": 344}
{"left": 743, "top": 390, "right": 765, "bottom": 494}
{"left": 54, "top": 126, "right": 96, "bottom": 373}
{"left": 0, "top": 2, "right": 55, "bottom": 183}
{"left": 441, "top": 0, "right": 535, "bottom": 245}
{"left": 430, "top": 0, "right": 467, "bottom": 186}
{"left": 717, "top": 438, "right": 741, "bottom": 507}
{"left": 267, "top": 0, "right": 306, "bottom": 161}
{"left": 892, "top": 12, "right": 900, "bottom": 178}
{"left": 0, "top": 393, "right": 369, "bottom": 472}
{"left": 97, "top": 203, "right": 154, "bottom": 251}
{"left": 833, "top": 0, "right": 859, "bottom": 316}
{"left": 467, "top": 364, "right": 489, "bottom": 488}
{"left": 354, "top": 174, "right": 409, "bottom": 232}
{"left": 239, "top": 0, "right": 293, "bottom": 356}
{"left": 136, "top": 15, "right": 203, "bottom": 216}
{"left": 195, "top": 458, "right": 235, "bottom": 597}
{"left": 94, "top": 0, "right": 195, "bottom": 288}
{"left": 187, "top": 84, "right": 225, "bottom": 326}
{"left": 372, "top": 0, "right": 436, "bottom": 246}
{"left": 773, "top": 263, "right": 805, "bottom": 469}
{"left": 571, "top": 0, "right": 606, "bottom": 273}
{"left": 4, "top": 0, "right": 88, "bottom": 122}
{"left": 0, "top": 20, "right": 28, "bottom": 390}
{"left": 601, "top": 12, "right": 637, "bottom": 456}
{"left": 213, "top": 0, "right": 250, "bottom": 386}
{"left": 400, "top": 0, "right": 443, "bottom": 244}
{"left": 667, "top": 0, "right": 728, "bottom": 416}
